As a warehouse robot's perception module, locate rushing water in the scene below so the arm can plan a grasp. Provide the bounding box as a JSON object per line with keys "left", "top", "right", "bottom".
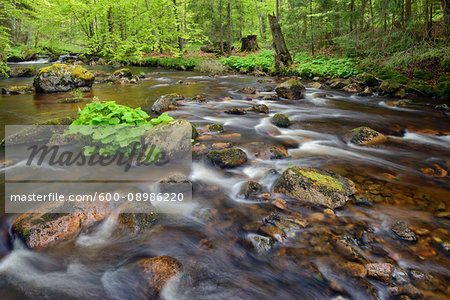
{"left": 0, "top": 63, "right": 449, "bottom": 299}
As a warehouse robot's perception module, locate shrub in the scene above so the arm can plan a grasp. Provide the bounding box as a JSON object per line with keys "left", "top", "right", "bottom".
{"left": 294, "top": 52, "right": 361, "bottom": 78}
{"left": 0, "top": 61, "right": 10, "bottom": 78}
{"left": 220, "top": 49, "right": 274, "bottom": 72}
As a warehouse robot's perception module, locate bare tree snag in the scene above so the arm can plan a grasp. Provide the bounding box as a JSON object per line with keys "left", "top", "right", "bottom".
{"left": 268, "top": 14, "right": 292, "bottom": 68}
{"left": 241, "top": 35, "right": 259, "bottom": 52}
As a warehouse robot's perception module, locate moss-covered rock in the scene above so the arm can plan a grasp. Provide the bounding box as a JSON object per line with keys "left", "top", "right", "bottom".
{"left": 225, "top": 107, "right": 247, "bottom": 115}
{"left": 273, "top": 166, "right": 356, "bottom": 209}
{"left": 240, "top": 180, "right": 263, "bottom": 198}
{"left": 9, "top": 66, "right": 36, "bottom": 77}
{"left": 6, "top": 55, "right": 24, "bottom": 62}
{"left": 380, "top": 79, "right": 401, "bottom": 94}
{"left": 377, "top": 69, "right": 408, "bottom": 84}
{"left": 393, "top": 88, "right": 407, "bottom": 99}
{"left": 343, "top": 83, "right": 363, "bottom": 93}
{"left": 107, "top": 68, "right": 133, "bottom": 82}
{"left": 413, "top": 70, "right": 433, "bottom": 80}
{"left": 349, "top": 127, "right": 387, "bottom": 146}
{"left": 33, "top": 64, "right": 94, "bottom": 93}
{"left": 356, "top": 73, "right": 378, "bottom": 87}
{"left": 271, "top": 113, "right": 291, "bottom": 128}
{"left": 275, "top": 79, "right": 306, "bottom": 99}
{"left": 118, "top": 213, "right": 158, "bottom": 233}
{"left": 207, "top": 148, "right": 248, "bottom": 168}
{"left": 208, "top": 123, "right": 225, "bottom": 133}
{"left": 151, "top": 94, "right": 184, "bottom": 114}
{"left": 248, "top": 104, "right": 269, "bottom": 114}
{"left": 1, "top": 85, "right": 35, "bottom": 95}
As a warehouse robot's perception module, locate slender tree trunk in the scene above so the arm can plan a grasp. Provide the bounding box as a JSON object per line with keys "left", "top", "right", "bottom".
{"left": 405, "top": 0, "right": 411, "bottom": 24}
{"left": 444, "top": 0, "right": 450, "bottom": 37}
{"left": 227, "top": 0, "right": 232, "bottom": 56}
{"left": 253, "top": 0, "right": 264, "bottom": 40}
{"left": 369, "top": 0, "right": 374, "bottom": 27}
{"left": 211, "top": 0, "right": 215, "bottom": 37}
{"left": 219, "top": 0, "right": 223, "bottom": 53}
{"left": 310, "top": 0, "right": 314, "bottom": 55}
{"left": 276, "top": 0, "right": 280, "bottom": 20}
{"left": 350, "top": 0, "right": 354, "bottom": 32}
{"left": 27, "top": 24, "right": 32, "bottom": 49}
{"left": 268, "top": 14, "right": 292, "bottom": 68}
{"left": 360, "top": 0, "right": 366, "bottom": 31}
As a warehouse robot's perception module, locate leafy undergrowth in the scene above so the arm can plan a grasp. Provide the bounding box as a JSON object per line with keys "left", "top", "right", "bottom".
{"left": 220, "top": 49, "right": 274, "bottom": 73}
{"left": 123, "top": 56, "right": 198, "bottom": 70}
{"left": 68, "top": 101, "right": 174, "bottom": 158}
{"left": 293, "top": 52, "right": 362, "bottom": 78}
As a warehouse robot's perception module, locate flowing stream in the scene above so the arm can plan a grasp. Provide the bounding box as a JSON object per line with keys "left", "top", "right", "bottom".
{"left": 0, "top": 63, "right": 449, "bottom": 299}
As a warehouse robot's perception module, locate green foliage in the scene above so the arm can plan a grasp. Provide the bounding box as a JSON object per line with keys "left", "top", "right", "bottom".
{"left": 294, "top": 52, "right": 361, "bottom": 78}
{"left": 413, "top": 70, "right": 433, "bottom": 80}
{"left": 70, "top": 89, "right": 83, "bottom": 99}
{"left": 67, "top": 101, "right": 174, "bottom": 158}
{"left": 124, "top": 56, "right": 198, "bottom": 70}
{"left": 0, "top": 61, "right": 10, "bottom": 78}
{"left": 220, "top": 49, "right": 274, "bottom": 72}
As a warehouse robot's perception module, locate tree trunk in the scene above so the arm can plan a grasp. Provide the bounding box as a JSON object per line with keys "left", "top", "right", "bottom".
{"left": 253, "top": 0, "right": 264, "bottom": 40}
{"left": 276, "top": 0, "right": 280, "bottom": 20}
{"left": 369, "top": 0, "right": 374, "bottom": 27}
{"left": 227, "top": 0, "right": 232, "bottom": 56}
{"left": 268, "top": 14, "right": 292, "bottom": 68}
{"left": 310, "top": 0, "right": 314, "bottom": 55}
{"left": 27, "top": 24, "right": 32, "bottom": 49}
{"left": 350, "top": 0, "right": 354, "bottom": 32}
{"left": 241, "top": 35, "right": 259, "bottom": 51}
{"left": 360, "top": 0, "right": 366, "bottom": 30}
{"left": 405, "top": 0, "right": 411, "bottom": 24}
{"left": 444, "top": 0, "right": 450, "bottom": 37}
{"left": 219, "top": 0, "right": 223, "bottom": 53}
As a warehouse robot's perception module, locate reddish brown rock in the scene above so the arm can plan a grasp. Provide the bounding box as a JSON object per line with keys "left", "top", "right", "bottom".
{"left": 365, "top": 263, "right": 394, "bottom": 282}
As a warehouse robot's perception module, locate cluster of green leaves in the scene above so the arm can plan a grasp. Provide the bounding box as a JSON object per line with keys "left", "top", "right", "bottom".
{"left": 124, "top": 56, "right": 198, "bottom": 71}
{"left": 220, "top": 49, "right": 274, "bottom": 73}
{"left": 68, "top": 101, "right": 174, "bottom": 158}
{"left": 294, "top": 52, "right": 362, "bottom": 78}
{"left": 0, "top": 61, "right": 9, "bottom": 78}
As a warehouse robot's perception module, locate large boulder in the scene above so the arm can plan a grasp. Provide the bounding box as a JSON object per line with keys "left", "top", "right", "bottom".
{"left": 106, "top": 68, "right": 133, "bottom": 82}
{"left": 380, "top": 79, "right": 401, "bottom": 94}
{"left": 271, "top": 113, "right": 291, "bottom": 128}
{"left": 273, "top": 167, "right": 356, "bottom": 209}
{"left": 356, "top": 73, "right": 378, "bottom": 87}
{"left": 275, "top": 79, "right": 306, "bottom": 99}
{"left": 9, "top": 66, "right": 36, "bottom": 77}
{"left": 349, "top": 127, "right": 387, "bottom": 146}
{"left": 207, "top": 148, "right": 248, "bottom": 168}
{"left": 131, "top": 256, "right": 183, "bottom": 299}
{"left": 144, "top": 119, "right": 192, "bottom": 158}
{"left": 118, "top": 212, "right": 158, "bottom": 233}
{"left": 33, "top": 64, "right": 94, "bottom": 93}
{"left": 151, "top": 94, "right": 184, "bottom": 114}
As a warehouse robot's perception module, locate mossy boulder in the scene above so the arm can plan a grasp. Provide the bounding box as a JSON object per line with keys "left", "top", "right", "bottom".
{"left": 377, "top": 69, "right": 408, "bottom": 84}
{"left": 107, "top": 68, "right": 133, "bottom": 82}
{"left": 271, "top": 113, "right": 291, "bottom": 128}
{"left": 349, "top": 127, "right": 387, "bottom": 146}
{"left": 207, "top": 148, "right": 248, "bottom": 168}
{"left": 1, "top": 85, "right": 35, "bottom": 95}
{"left": 151, "top": 94, "right": 184, "bottom": 114}
{"left": 275, "top": 79, "right": 306, "bottom": 99}
{"left": 273, "top": 167, "right": 356, "bottom": 209}
{"left": 240, "top": 180, "right": 263, "bottom": 198}
{"left": 437, "top": 76, "right": 450, "bottom": 100}
{"left": 413, "top": 70, "right": 433, "bottom": 80}
{"left": 380, "top": 79, "right": 401, "bottom": 94}
{"left": 248, "top": 104, "right": 269, "bottom": 114}
{"left": 9, "top": 66, "right": 36, "bottom": 77}
{"left": 33, "top": 64, "right": 94, "bottom": 93}
{"left": 356, "top": 73, "right": 378, "bottom": 87}
{"left": 409, "top": 81, "right": 436, "bottom": 96}
{"left": 343, "top": 83, "right": 363, "bottom": 93}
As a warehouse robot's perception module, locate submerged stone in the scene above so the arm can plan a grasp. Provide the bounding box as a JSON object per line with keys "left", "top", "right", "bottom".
{"left": 206, "top": 148, "right": 247, "bottom": 168}
{"left": 270, "top": 113, "right": 291, "bottom": 128}
{"left": 275, "top": 79, "right": 305, "bottom": 99}
{"left": 349, "top": 127, "right": 387, "bottom": 146}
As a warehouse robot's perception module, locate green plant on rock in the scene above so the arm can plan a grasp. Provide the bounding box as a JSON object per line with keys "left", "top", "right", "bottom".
{"left": 66, "top": 101, "right": 174, "bottom": 159}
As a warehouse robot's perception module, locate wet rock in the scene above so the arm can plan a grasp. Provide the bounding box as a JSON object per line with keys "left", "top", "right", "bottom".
{"left": 9, "top": 66, "right": 36, "bottom": 77}
{"left": 352, "top": 195, "right": 372, "bottom": 206}
{"left": 238, "top": 87, "right": 256, "bottom": 94}
{"left": 349, "top": 127, "right": 387, "bottom": 146}
{"left": 419, "top": 163, "right": 448, "bottom": 178}
{"left": 257, "top": 145, "right": 289, "bottom": 160}
{"left": 343, "top": 83, "right": 363, "bottom": 93}
{"left": 118, "top": 212, "right": 158, "bottom": 233}
{"left": 247, "top": 233, "right": 274, "bottom": 253}
{"left": 391, "top": 221, "right": 417, "bottom": 242}
{"left": 333, "top": 235, "right": 368, "bottom": 263}
{"left": 393, "top": 88, "right": 407, "bottom": 98}
{"left": 275, "top": 79, "right": 306, "bottom": 99}
{"left": 273, "top": 167, "right": 356, "bottom": 209}
{"left": 12, "top": 209, "right": 108, "bottom": 249}
{"left": 358, "top": 87, "right": 374, "bottom": 96}
{"left": 222, "top": 97, "right": 233, "bottom": 101}
{"left": 310, "top": 82, "right": 324, "bottom": 89}
{"left": 259, "top": 225, "right": 286, "bottom": 242}
{"left": 0, "top": 160, "right": 14, "bottom": 168}
{"left": 388, "top": 284, "right": 423, "bottom": 299}
{"left": 409, "top": 270, "right": 439, "bottom": 291}
{"left": 240, "top": 181, "right": 263, "bottom": 198}
{"left": 380, "top": 79, "right": 401, "bottom": 94}
{"left": 262, "top": 94, "right": 279, "bottom": 100}
{"left": 435, "top": 103, "right": 449, "bottom": 111}
{"left": 323, "top": 208, "right": 335, "bottom": 217}
{"left": 329, "top": 79, "right": 347, "bottom": 89}
{"left": 132, "top": 256, "right": 183, "bottom": 298}
{"left": 392, "top": 267, "right": 410, "bottom": 285}
{"left": 106, "top": 68, "right": 133, "bottom": 82}
{"left": 356, "top": 73, "right": 379, "bottom": 87}
{"left": 224, "top": 107, "right": 247, "bottom": 115}
{"left": 436, "top": 212, "right": 450, "bottom": 219}
{"left": 270, "top": 113, "right": 291, "bottom": 128}
{"left": 33, "top": 64, "right": 94, "bottom": 93}
{"left": 248, "top": 104, "right": 269, "bottom": 114}
{"left": 206, "top": 148, "right": 247, "bottom": 168}
{"left": 151, "top": 94, "right": 184, "bottom": 114}
{"left": 365, "top": 263, "right": 394, "bottom": 282}
{"left": 1, "top": 85, "right": 35, "bottom": 95}
{"left": 57, "top": 97, "right": 89, "bottom": 103}
{"left": 336, "top": 261, "right": 367, "bottom": 278}
{"left": 207, "top": 123, "right": 225, "bottom": 133}
{"left": 441, "top": 241, "right": 450, "bottom": 252}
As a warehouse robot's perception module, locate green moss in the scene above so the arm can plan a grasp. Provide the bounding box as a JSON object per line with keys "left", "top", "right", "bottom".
{"left": 351, "top": 127, "right": 377, "bottom": 138}
{"left": 409, "top": 80, "right": 436, "bottom": 96}
{"left": 36, "top": 64, "right": 94, "bottom": 82}
{"left": 208, "top": 123, "right": 224, "bottom": 133}
{"left": 30, "top": 213, "right": 70, "bottom": 225}
{"left": 413, "top": 70, "right": 433, "bottom": 80}
{"left": 22, "top": 228, "right": 31, "bottom": 241}
{"left": 377, "top": 69, "right": 409, "bottom": 84}
{"left": 71, "top": 65, "right": 95, "bottom": 81}
{"left": 297, "top": 169, "right": 344, "bottom": 193}
{"left": 437, "top": 81, "right": 450, "bottom": 99}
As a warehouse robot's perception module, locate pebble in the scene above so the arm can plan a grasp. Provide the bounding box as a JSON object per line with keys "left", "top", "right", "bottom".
{"left": 391, "top": 221, "right": 418, "bottom": 242}
{"left": 365, "top": 263, "right": 394, "bottom": 282}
